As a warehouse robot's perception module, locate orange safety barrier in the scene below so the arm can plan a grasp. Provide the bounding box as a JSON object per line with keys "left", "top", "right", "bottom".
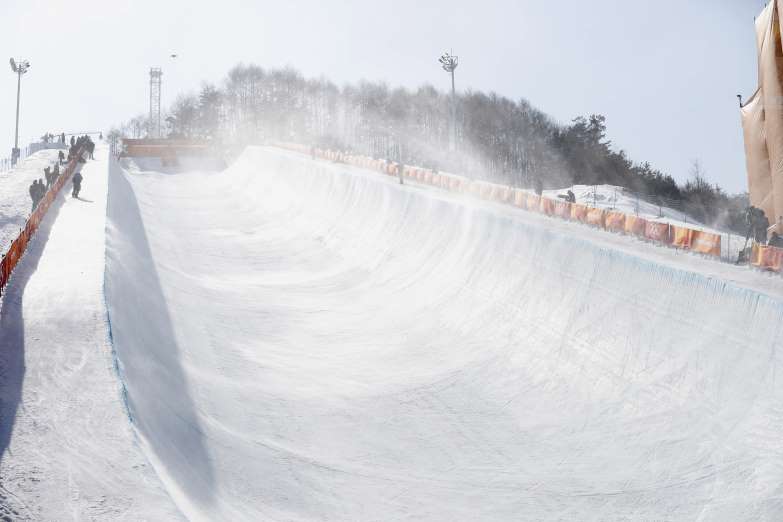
{"left": 645, "top": 221, "right": 671, "bottom": 244}
{"left": 690, "top": 230, "right": 721, "bottom": 257}
{"left": 1, "top": 148, "right": 84, "bottom": 296}
{"left": 604, "top": 211, "right": 626, "bottom": 232}
{"left": 671, "top": 225, "right": 692, "bottom": 249}
{"left": 554, "top": 200, "right": 571, "bottom": 219}
{"left": 586, "top": 208, "right": 606, "bottom": 228}
{"left": 513, "top": 189, "right": 526, "bottom": 208}
{"left": 527, "top": 194, "right": 542, "bottom": 213}
{"left": 752, "top": 244, "right": 783, "bottom": 271}
{"left": 539, "top": 197, "right": 555, "bottom": 215}
{"left": 502, "top": 186, "right": 514, "bottom": 203}
{"left": 625, "top": 215, "right": 647, "bottom": 237}
{"left": 571, "top": 203, "right": 589, "bottom": 222}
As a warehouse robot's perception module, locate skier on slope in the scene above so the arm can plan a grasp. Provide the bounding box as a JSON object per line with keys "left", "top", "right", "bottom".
{"left": 72, "top": 171, "right": 83, "bottom": 198}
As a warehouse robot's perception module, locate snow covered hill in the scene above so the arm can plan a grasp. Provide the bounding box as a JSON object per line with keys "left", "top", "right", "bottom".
{"left": 101, "top": 147, "right": 783, "bottom": 520}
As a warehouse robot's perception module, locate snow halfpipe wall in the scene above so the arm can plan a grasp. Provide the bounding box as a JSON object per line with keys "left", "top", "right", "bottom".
{"left": 105, "top": 146, "right": 783, "bottom": 521}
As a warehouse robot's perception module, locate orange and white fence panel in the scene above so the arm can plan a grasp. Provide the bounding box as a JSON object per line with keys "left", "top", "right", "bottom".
{"left": 604, "top": 211, "right": 626, "bottom": 232}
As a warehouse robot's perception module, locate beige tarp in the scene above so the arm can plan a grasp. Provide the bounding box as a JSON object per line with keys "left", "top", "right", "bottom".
{"left": 742, "top": 1, "right": 783, "bottom": 226}
{"left": 741, "top": 88, "right": 775, "bottom": 222}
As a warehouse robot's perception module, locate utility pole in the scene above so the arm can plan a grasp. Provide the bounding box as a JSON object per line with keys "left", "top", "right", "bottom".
{"left": 439, "top": 51, "right": 459, "bottom": 152}
{"left": 9, "top": 58, "right": 30, "bottom": 165}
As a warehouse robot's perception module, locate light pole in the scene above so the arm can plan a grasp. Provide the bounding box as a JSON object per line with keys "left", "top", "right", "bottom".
{"left": 439, "top": 51, "right": 459, "bottom": 151}
{"left": 9, "top": 58, "right": 30, "bottom": 165}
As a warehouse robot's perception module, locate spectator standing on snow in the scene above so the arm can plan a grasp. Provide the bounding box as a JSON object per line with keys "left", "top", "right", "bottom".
{"left": 44, "top": 166, "right": 52, "bottom": 188}
{"left": 52, "top": 163, "right": 60, "bottom": 181}
{"left": 70, "top": 136, "right": 75, "bottom": 148}
{"left": 29, "top": 180, "right": 39, "bottom": 211}
{"left": 72, "top": 171, "right": 83, "bottom": 198}
{"left": 86, "top": 139, "right": 95, "bottom": 160}
{"left": 58, "top": 150, "right": 65, "bottom": 165}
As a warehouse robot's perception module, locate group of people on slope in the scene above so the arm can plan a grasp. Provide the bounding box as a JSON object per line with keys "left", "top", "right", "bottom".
{"left": 28, "top": 153, "right": 88, "bottom": 212}
{"left": 68, "top": 135, "right": 96, "bottom": 162}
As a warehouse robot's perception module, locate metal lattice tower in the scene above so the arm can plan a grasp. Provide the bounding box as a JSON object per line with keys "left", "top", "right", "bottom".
{"left": 149, "top": 67, "right": 163, "bottom": 138}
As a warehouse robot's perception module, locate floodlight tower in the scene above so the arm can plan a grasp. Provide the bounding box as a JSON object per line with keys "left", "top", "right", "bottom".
{"left": 149, "top": 67, "right": 163, "bottom": 138}
{"left": 439, "top": 51, "right": 459, "bottom": 151}
{"left": 9, "top": 58, "right": 30, "bottom": 165}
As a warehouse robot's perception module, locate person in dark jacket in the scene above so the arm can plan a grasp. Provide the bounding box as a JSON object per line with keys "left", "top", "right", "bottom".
{"left": 29, "top": 180, "right": 39, "bottom": 211}
{"left": 58, "top": 150, "right": 65, "bottom": 165}
{"left": 44, "top": 166, "right": 52, "bottom": 188}
{"left": 72, "top": 171, "right": 83, "bottom": 198}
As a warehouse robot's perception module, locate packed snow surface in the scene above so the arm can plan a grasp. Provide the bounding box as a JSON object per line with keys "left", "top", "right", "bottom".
{"left": 102, "top": 147, "right": 783, "bottom": 520}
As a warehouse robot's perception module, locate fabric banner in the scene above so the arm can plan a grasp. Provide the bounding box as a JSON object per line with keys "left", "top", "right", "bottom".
{"left": 571, "top": 203, "right": 589, "bottom": 222}
{"left": 513, "top": 189, "right": 526, "bottom": 208}
{"left": 554, "top": 200, "right": 572, "bottom": 219}
{"left": 759, "top": 2, "right": 783, "bottom": 225}
{"left": 740, "top": 89, "right": 775, "bottom": 223}
{"left": 625, "top": 215, "right": 647, "bottom": 237}
{"left": 645, "top": 221, "right": 671, "bottom": 244}
{"left": 691, "top": 230, "right": 721, "bottom": 256}
{"left": 527, "top": 194, "right": 541, "bottom": 212}
{"left": 752, "top": 243, "right": 783, "bottom": 271}
{"left": 586, "top": 208, "right": 606, "bottom": 228}
{"left": 671, "top": 225, "right": 692, "bottom": 249}
{"left": 604, "top": 211, "right": 626, "bottom": 232}
{"left": 539, "top": 197, "right": 555, "bottom": 216}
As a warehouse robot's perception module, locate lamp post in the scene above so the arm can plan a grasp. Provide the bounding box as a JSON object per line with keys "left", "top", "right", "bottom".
{"left": 439, "top": 51, "right": 459, "bottom": 152}
{"left": 9, "top": 58, "right": 30, "bottom": 165}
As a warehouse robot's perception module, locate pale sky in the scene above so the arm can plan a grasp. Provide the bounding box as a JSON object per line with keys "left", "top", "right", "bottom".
{"left": 0, "top": 0, "right": 766, "bottom": 192}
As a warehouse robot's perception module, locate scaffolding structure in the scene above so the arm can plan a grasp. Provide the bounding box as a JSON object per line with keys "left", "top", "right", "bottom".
{"left": 149, "top": 67, "right": 163, "bottom": 138}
